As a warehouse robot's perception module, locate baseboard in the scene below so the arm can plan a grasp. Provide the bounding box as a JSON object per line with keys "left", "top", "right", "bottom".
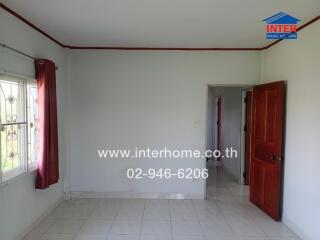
{"left": 282, "top": 215, "right": 312, "bottom": 240}
{"left": 18, "top": 196, "right": 63, "bottom": 240}
{"left": 64, "top": 191, "right": 71, "bottom": 200}
{"left": 70, "top": 191, "right": 205, "bottom": 200}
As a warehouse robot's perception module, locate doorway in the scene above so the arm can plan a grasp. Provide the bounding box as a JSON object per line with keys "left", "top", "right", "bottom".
{"left": 206, "top": 81, "right": 285, "bottom": 221}
{"left": 206, "top": 86, "right": 252, "bottom": 184}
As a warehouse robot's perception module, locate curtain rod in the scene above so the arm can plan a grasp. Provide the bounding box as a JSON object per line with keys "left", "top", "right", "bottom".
{"left": 0, "top": 43, "right": 59, "bottom": 70}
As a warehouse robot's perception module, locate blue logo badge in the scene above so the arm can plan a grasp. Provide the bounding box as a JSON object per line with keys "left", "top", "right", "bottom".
{"left": 263, "top": 12, "right": 300, "bottom": 39}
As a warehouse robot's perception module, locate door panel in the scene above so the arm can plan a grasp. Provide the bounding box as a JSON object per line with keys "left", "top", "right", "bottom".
{"left": 251, "top": 161, "right": 264, "bottom": 204}
{"left": 250, "top": 81, "right": 285, "bottom": 220}
{"left": 255, "top": 91, "right": 266, "bottom": 141}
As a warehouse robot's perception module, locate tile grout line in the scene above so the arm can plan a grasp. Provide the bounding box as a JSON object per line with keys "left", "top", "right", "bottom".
{"left": 138, "top": 199, "right": 146, "bottom": 240}
{"left": 169, "top": 199, "right": 174, "bottom": 240}
{"left": 209, "top": 176, "right": 240, "bottom": 240}
{"left": 103, "top": 199, "right": 120, "bottom": 239}
{"left": 34, "top": 215, "right": 60, "bottom": 240}
{"left": 73, "top": 201, "right": 94, "bottom": 239}
{"left": 191, "top": 199, "right": 207, "bottom": 239}
{"left": 104, "top": 200, "right": 118, "bottom": 240}
{"left": 224, "top": 179, "right": 270, "bottom": 239}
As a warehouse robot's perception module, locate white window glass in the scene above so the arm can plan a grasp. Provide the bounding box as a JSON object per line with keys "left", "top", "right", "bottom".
{"left": 27, "top": 83, "right": 39, "bottom": 169}
{"left": 0, "top": 76, "right": 39, "bottom": 182}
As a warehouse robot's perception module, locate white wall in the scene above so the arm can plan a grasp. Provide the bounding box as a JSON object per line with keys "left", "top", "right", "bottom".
{"left": 207, "top": 87, "right": 245, "bottom": 180}
{"left": 261, "top": 21, "right": 320, "bottom": 240}
{"left": 67, "top": 50, "right": 260, "bottom": 197}
{"left": 1, "top": 3, "right": 320, "bottom": 239}
{"left": 0, "top": 9, "right": 67, "bottom": 240}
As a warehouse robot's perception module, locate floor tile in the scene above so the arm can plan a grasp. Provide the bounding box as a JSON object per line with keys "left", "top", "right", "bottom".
{"left": 195, "top": 209, "right": 225, "bottom": 221}
{"left": 61, "top": 207, "right": 93, "bottom": 220}
{"left": 141, "top": 221, "right": 171, "bottom": 236}
{"left": 145, "top": 200, "right": 169, "bottom": 209}
{"left": 23, "top": 231, "right": 43, "bottom": 240}
{"left": 140, "top": 235, "right": 172, "bottom": 240}
{"left": 204, "top": 236, "right": 236, "bottom": 240}
{"left": 119, "top": 199, "right": 145, "bottom": 210}
{"left": 255, "top": 219, "right": 297, "bottom": 237}
{"left": 107, "top": 234, "right": 139, "bottom": 240}
{"left": 228, "top": 221, "right": 266, "bottom": 237}
{"left": 74, "top": 234, "right": 107, "bottom": 240}
{"left": 267, "top": 237, "right": 301, "bottom": 240}
{"left": 24, "top": 167, "right": 300, "bottom": 240}
{"left": 207, "top": 192, "right": 237, "bottom": 203}
{"left": 200, "top": 221, "right": 235, "bottom": 238}
{"left": 79, "top": 220, "right": 112, "bottom": 235}
{"left": 109, "top": 220, "right": 141, "bottom": 235}
{"left": 171, "top": 221, "right": 203, "bottom": 236}
{"left": 170, "top": 208, "right": 197, "bottom": 220}
{"left": 173, "top": 236, "right": 205, "bottom": 240}
{"left": 170, "top": 200, "right": 194, "bottom": 209}
{"left": 225, "top": 214, "right": 266, "bottom": 237}
{"left": 24, "top": 219, "right": 57, "bottom": 240}
{"left": 48, "top": 220, "right": 85, "bottom": 234}
{"left": 192, "top": 200, "right": 220, "bottom": 212}
{"left": 39, "top": 234, "right": 75, "bottom": 240}
{"left": 116, "top": 208, "right": 144, "bottom": 220}
{"left": 96, "top": 200, "right": 121, "bottom": 210}
{"left": 143, "top": 208, "right": 170, "bottom": 221}
{"left": 236, "top": 237, "right": 269, "bottom": 240}
{"left": 59, "top": 201, "right": 74, "bottom": 208}
{"left": 46, "top": 208, "right": 65, "bottom": 220}
{"left": 89, "top": 208, "right": 118, "bottom": 220}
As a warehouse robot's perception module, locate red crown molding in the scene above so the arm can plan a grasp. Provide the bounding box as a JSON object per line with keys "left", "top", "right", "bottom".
{"left": 1, "top": 3, "right": 319, "bottom": 51}
{"left": 0, "top": 3, "right": 64, "bottom": 47}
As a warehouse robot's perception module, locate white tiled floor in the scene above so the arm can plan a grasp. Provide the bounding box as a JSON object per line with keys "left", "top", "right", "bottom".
{"left": 24, "top": 167, "right": 300, "bottom": 240}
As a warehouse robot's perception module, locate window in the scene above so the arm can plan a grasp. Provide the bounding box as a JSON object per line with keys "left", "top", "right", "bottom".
{"left": 27, "top": 83, "right": 39, "bottom": 169}
{"left": 0, "top": 75, "right": 39, "bottom": 183}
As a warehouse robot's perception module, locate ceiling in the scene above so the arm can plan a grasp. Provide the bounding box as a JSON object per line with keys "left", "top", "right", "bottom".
{"left": 1, "top": 0, "right": 320, "bottom": 48}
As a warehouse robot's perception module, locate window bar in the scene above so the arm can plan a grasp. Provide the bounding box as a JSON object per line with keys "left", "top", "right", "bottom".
{"left": 0, "top": 122, "right": 27, "bottom": 126}
{"left": 25, "top": 82, "right": 29, "bottom": 172}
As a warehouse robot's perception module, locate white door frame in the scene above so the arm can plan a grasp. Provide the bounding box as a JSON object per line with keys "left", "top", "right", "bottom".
{"left": 240, "top": 90, "right": 247, "bottom": 185}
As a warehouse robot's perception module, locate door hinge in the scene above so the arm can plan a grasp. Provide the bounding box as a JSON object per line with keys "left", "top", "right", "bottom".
{"left": 244, "top": 97, "right": 247, "bottom": 103}
{"left": 243, "top": 172, "right": 246, "bottom": 178}
{"left": 244, "top": 125, "right": 247, "bottom": 131}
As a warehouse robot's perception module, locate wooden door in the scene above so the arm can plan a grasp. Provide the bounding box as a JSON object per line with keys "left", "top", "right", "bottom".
{"left": 250, "top": 81, "right": 285, "bottom": 220}
{"left": 245, "top": 91, "right": 252, "bottom": 185}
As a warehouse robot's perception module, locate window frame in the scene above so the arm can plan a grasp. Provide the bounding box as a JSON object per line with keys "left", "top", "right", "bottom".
{"left": 0, "top": 73, "right": 39, "bottom": 184}
{"left": 26, "top": 82, "right": 39, "bottom": 172}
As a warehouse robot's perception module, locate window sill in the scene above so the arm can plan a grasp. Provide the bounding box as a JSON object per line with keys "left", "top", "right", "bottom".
{"left": 1, "top": 168, "right": 38, "bottom": 187}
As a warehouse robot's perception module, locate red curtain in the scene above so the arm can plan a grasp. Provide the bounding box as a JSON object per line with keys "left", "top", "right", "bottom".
{"left": 35, "top": 59, "right": 59, "bottom": 189}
